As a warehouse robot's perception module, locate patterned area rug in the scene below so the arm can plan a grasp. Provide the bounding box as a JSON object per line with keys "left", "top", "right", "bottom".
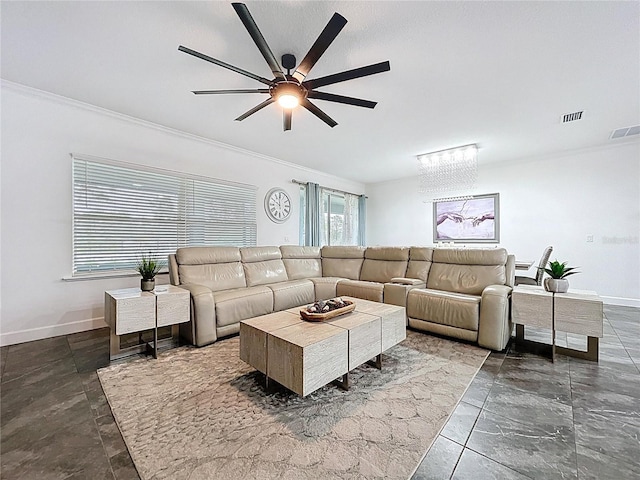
{"left": 98, "top": 330, "right": 488, "bottom": 480}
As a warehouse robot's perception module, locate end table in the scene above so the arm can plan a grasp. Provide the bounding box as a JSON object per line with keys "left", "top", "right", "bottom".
{"left": 105, "top": 285, "right": 190, "bottom": 360}
{"left": 512, "top": 285, "right": 603, "bottom": 362}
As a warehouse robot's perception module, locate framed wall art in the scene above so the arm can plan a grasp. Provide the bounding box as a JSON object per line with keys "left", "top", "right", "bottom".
{"left": 433, "top": 193, "right": 500, "bottom": 243}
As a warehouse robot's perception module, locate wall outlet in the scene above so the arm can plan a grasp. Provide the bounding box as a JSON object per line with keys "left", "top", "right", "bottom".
{"left": 586, "top": 234, "right": 594, "bottom": 243}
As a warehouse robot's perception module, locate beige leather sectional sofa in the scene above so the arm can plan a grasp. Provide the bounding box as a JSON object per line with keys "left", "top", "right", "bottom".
{"left": 168, "top": 245, "right": 515, "bottom": 351}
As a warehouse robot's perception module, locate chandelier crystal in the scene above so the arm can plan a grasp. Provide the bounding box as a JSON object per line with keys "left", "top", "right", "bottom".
{"left": 417, "top": 144, "right": 478, "bottom": 200}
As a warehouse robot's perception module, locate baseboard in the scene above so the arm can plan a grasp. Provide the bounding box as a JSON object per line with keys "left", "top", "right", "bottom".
{"left": 601, "top": 296, "right": 640, "bottom": 308}
{"left": 0, "top": 317, "right": 108, "bottom": 347}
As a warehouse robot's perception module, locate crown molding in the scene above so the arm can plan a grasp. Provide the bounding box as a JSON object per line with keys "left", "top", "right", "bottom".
{"left": 1, "top": 79, "right": 362, "bottom": 185}
{"left": 483, "top": 138, "right": 640, "bottom": 169}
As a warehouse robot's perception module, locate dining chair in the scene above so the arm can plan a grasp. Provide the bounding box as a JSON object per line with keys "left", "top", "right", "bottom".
{"left": 515, "top": 246, "right": 553, "bottom": 286}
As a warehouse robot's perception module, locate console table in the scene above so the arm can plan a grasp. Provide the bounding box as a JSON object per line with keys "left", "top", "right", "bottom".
{"left": 511, "top": 285, "right": 603, "bottom": 362}
{"left": 105, "top": 285, "right": 190, "bottom": 360}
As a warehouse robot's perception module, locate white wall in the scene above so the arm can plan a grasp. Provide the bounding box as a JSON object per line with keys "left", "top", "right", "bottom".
{"left": 366, "top": 142, "right": 640, "bottom": 306}
{"left": 0, "top": 83, "right": 364, "bottom": 346}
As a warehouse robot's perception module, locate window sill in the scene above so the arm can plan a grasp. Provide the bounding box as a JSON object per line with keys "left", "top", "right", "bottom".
{"left": 62, "top": 271, "right": 169, "bottom": 282}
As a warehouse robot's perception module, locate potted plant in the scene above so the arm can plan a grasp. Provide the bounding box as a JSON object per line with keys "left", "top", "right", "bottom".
{"left": 136, "top": 253, "right": 164, "bottom": 292}
{"left": 541, "top": 260, "right": 580, "bottom": 293}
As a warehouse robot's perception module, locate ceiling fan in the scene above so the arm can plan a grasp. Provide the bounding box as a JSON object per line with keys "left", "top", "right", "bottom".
{"left": 178, "top": 2, "right": 391, "bottom": 131}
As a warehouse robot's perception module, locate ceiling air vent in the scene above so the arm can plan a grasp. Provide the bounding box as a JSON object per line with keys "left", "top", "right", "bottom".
{"left": 561, "top": 111, "right": 584, "bottom": 123}
{"left": 610, "top": 125, "right": 640, "bottom": 140}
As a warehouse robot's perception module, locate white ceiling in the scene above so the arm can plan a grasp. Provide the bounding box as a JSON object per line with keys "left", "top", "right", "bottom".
{"left": 2, "top": 1, "right": 639, "bottom": 184}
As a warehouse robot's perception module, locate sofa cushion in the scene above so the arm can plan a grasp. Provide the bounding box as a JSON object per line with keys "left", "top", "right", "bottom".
{"left": 240, "top": 246, "right": 282, "bottom": 263}
{"left": 427, "top": 264, "right": 507, "bottom": 296}
{"left": 406, "top": 247, "right": 434, "bottom": 282}
{"left": 309, "top": 277, "right": 343, "bottom": 301}
{"left": 176, "top": 246, "right": 241, "bottom": 265}
{"left": 240, "top": 246, "right": 288, "bottom": 286}
{"left": 321, "top": 246, "right": 365, "bottom": 280}
{"left": 280, "top": 246, "right": 322, "bottom": 279}
{"left": 321, "top": 246, "right": 366, "bottom": 259}
{"left": 267, "top": 279, "right": 315, "bottom": 311}
{"left": 359, "top": 247, "right": 409, "bottom": 283}
{"left": 178, "top": 262, "right": 246, "bottom": 292}
{"left": 407, "top": 289, "right": 480, "bottom": 331}
{"left": 336, "top": 280, "right": 384, "bottom": 302}
{"left": 212, "top": 286, "right": 274, "bottom": 327}
{"left": 175, "top": 246, "right": 246, "bottom": 292}
{"left": 432, "top": 248, "right": 507, "bottom": 266}
{"left": 427, "top": 248, "right": 507, "bottom": 295}
{"left": 364, "top": 246, "right": 410, "bottom": 261}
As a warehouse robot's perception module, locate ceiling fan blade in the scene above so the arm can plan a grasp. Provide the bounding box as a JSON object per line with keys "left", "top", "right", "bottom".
{"left": 192, "top": 89, "right": 270, "bottom": 95}
{"left": 292, "top": 13, "right": 347, "bottom": 83}
{"left": 301, "top": 99, "right": 337, "bottom": 128}
{"left": 303, "top": 61, "right": 391, "bottom": 90}
{"left": 283, "top": 110, "right": 292, "bottom": 131}
{"left": 235, "top": 98, "right": 275, "bottom": 121}
{"left": 179, "top": 45, "right": 273, "bottom": 86}
{"left": 232, "top": 3, "right": 287, "bottom": 81}
{"left": 307, "top": 91, "right": 377, "bottom": 109}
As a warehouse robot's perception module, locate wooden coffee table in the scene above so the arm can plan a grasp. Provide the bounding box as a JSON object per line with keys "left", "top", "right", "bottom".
{"left": 239, "top": 297, "right": 406, "bottom": 396}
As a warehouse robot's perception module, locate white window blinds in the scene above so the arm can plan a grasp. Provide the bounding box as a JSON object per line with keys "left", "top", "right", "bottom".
{"left": 72, "top": 155, "right": 257, "bottom": 276}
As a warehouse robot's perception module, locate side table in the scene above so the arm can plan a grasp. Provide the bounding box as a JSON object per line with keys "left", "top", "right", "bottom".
{"left": 104, "top": 285, "right": 190, "bottom": 360}
{"left": 512, "top": 285, "right": 603, "bottom": 362}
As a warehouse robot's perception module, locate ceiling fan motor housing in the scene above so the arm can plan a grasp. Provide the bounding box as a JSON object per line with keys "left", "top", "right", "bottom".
{"left": 271, "top": 81, "right": 307, "bottom": 102}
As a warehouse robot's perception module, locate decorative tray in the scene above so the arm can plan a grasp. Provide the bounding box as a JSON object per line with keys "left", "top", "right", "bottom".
{"left": 300, "top": 298, "right": 355, "bottom": 322}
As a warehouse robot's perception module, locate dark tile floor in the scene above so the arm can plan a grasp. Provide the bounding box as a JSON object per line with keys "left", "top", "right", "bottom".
{"left": 1, "top": 305, "right": 638, "bottom": 479}
{"left": 413, "top": 305, "right": 640, "bottom": 480}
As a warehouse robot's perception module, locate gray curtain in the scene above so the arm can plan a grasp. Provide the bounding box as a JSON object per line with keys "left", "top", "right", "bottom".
{"left": 358, "top": 194, "right": 366, "bottom": 246}
{"left": 305, "top": 182, "right": 321, "bottom": 246}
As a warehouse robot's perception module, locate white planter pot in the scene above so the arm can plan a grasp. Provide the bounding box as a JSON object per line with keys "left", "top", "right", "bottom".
{"left": 544, "top": 278, "right": 569, "bottom": 293}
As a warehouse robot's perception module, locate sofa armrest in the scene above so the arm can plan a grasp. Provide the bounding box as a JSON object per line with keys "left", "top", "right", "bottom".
{"left": 478, "top": 284, "right": 512, "bottom": 351}
{"left": 384, "top": 280, "right": 426, "bottom": 308}
{"left": 390, "top": 277, "right": 425, "bottom": 286}
{"left": 178, "top": 283, "right": 217, "bottom": 347}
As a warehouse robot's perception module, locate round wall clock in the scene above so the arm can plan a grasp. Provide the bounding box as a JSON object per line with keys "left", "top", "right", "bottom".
{"left": 264, "top": 188, "right": 292, "bottom": 223}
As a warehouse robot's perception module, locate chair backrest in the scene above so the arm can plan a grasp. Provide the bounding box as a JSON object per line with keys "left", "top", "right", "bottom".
{"left": 535, "top": 246, "right": 553, "bottom": 285}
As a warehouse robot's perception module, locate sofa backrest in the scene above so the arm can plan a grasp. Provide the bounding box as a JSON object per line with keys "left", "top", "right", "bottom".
{"left": 321, "top": 246, "right": 366, "bottom": 280}
{"left": 174, "top": 246, "right": 246, "bottom": 292}
{"left": 406, "top": 247, "right": 434, "bottom": 282}
{"left": 360, "top": 247, "right": 409, "bottom": 283}
{"left": 240, "top": 246, "right": 288, "bottom": 286}
{"left": 280, "top": 245, "right": 322, "bottom": 280}
{"left": 427, "top": 248, "right": 508, "bottom": 295}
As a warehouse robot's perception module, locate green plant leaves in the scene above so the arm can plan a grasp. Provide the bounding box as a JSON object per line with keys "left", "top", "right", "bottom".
{"left": 544, "top": 259, "right": 580, "bottom": 279}
{"left": 136, "top": 253, "right": 165, "bottom": 280}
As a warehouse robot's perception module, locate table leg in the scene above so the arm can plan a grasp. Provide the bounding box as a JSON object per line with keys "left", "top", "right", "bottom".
{"left": 335, "top": 373, "right": 350, "bottom": 390}
{"left": 154, "top": 327, "right": 158, "bottom": 358}
{"left": 367, "top": 354, "right": 382, "bottom": 370}
{"left": 110, "top": 330, "right": 120, "bottom": 358}
{"left": 555, "top": 337, "right": 599, "bottom": 362}
{"left": 515, "top": 324, "right": 525, "bottom": 342}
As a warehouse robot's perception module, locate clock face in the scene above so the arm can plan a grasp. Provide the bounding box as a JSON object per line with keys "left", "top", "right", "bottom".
{"left": 264, "top": 188, "right": 292, "bottom": 223}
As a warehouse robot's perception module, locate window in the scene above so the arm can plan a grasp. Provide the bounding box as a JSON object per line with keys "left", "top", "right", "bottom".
{"left": 72, "top": 155, "right": 257, "bottom": 276}
{"left": 320, "top": 190, "right": 360, "bottom": 246}
{"left": 298, "top": 181, "right": 364, "bottom": 246}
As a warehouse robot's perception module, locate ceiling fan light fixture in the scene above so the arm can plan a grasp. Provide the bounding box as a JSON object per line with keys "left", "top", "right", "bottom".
{"left": 277, "top": 94, "right": 300, "bottom": 109}
{"left": 273, "top": 81, "right": 304, "bottom": 109}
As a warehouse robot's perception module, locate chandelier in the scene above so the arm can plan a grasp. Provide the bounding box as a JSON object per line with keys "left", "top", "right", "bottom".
{"left": 417, "top": 144, "right": 478, "bottom": 200}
